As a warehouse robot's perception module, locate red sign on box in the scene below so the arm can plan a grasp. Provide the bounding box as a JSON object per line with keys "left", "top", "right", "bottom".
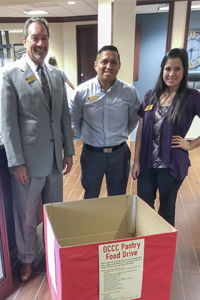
{"left": 44, "top": 195, "right": 177, "bottom": 300}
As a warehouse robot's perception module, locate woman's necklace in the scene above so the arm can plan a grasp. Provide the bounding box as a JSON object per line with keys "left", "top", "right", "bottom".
{"left": 159, "top": 91, "right": 175, "bottom": 106}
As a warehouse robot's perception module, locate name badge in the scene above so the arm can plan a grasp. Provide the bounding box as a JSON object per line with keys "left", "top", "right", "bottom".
{"left": 25, "top": 75, "right": 37, "bottom": 83}
{"left": 88, "top": 95, "right": 98, "bottom": 102}
{"left": 144, "top": 105, "right": 153, "bottom": 111}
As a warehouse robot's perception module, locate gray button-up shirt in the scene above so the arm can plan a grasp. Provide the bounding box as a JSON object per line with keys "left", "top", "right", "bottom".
{"left": 70, "top": 76, "right": 140, "bottom": 147}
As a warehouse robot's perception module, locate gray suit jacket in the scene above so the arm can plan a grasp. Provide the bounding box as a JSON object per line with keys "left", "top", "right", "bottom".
{"left": 0, "top": 57, "right": 74, "bottom": 177}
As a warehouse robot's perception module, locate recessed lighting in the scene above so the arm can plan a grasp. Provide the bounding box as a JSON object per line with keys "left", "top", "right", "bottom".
{"left": 158, "top": 5, "right": 169, "bottom": 12}
{"left": 23, "top": 10, "right": 48, "bottom": 15}
{"left": 158, "top": 3, "right": 200, "bottom": 12}
{"left": 68, "top": 2, "right": 75, "bottom": 4}
{"left": 191, "top": 4, "right": 200, "bottom": 9}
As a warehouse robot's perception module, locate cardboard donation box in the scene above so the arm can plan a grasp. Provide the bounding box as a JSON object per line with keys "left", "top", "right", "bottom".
{"left": 43, "top": 194, "right": 177, "bottom": 300}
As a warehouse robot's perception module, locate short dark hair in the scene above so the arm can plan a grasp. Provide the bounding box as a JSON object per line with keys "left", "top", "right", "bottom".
{"left": 96, "top": 45, "right": 121, "bottom": 64}
{"left": 23, "top": 17, "right": 50, "bottom": 39}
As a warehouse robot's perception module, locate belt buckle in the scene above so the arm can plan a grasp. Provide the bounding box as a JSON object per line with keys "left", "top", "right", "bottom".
{"left": 103, "top": 148, "right": 112, "bottom": 153}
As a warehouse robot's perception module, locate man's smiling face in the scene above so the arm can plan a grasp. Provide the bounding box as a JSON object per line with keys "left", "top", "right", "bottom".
{"left": 23, "top": 22, "right": 49, "bottom": 65}
{"left": 94, "top": 50, "right": 121, "bottom": 90}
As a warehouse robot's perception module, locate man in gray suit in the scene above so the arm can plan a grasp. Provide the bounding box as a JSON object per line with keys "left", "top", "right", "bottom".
{"left": 0, "top": 17, "right": 74, "bottom": 282}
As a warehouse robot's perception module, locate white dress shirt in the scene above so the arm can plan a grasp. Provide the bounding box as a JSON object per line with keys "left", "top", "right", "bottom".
{"left": 26, "top": 54, "right": 51, "bottom": 93}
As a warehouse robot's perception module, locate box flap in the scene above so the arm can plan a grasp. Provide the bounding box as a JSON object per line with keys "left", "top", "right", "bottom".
{"left": 44, "top": 194, "right": 135, "bottom": 244}
{"left": 58, "top": 231, "right": 133, "bottom": 247}
{"left": 135, "top": 196, "right": 177, "bottom": 236}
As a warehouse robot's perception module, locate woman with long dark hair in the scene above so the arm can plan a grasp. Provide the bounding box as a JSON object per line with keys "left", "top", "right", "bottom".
{"left": 132, "top": 48, "right": 200, "bottom": 226}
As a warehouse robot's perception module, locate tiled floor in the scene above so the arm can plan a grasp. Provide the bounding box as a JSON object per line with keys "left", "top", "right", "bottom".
{"left": 4, "top": 140, "right": 200, "bottom": 300}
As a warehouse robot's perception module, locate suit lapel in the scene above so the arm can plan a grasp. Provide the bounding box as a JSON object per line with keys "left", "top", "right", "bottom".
{"left": 21, "top": 58, "right": 50, "bottom": 112}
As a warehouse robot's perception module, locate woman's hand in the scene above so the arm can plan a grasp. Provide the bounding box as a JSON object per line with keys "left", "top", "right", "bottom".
{"left": 131, "top": 162, "right": 140, "bottom": 180}
{"left": 171, "top": 135, "right": 192, "bottom": 151}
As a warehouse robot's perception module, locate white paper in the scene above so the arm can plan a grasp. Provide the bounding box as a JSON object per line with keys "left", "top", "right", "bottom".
{"left": 47, "top": 218, "right": 57, "bottom": 294}
{"left": 99, "top": 239, "right": 144, "bottom": 300}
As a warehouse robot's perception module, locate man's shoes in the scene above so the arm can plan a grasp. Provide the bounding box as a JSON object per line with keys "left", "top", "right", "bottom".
{"left": 19, "top": 263, "right": 33, "bottom": 282}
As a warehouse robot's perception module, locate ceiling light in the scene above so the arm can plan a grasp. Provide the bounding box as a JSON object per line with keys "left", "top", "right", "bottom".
{"left": 158, "top": 4, "right": 169, "bottom": 12}
{"left": 68, "top": 1, "right": 75, "bottom": 4}
{"left": 23, "top": 10, "right": 48, "bottom": 15}
{"left": 191, "top": 4, "right": 200, "bottom": 9}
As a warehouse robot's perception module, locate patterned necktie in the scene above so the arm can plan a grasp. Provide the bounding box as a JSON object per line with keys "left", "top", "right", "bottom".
{"left": 37, "top": 65, "right": 51, "bottom": 110}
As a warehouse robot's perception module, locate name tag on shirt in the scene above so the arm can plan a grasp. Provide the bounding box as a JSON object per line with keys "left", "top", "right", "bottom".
{"left": 145, "top": 105, "right": 153, "bottom": 111}
{"left": 25, "top": 75, "right": 37, "bottom": 83}
{"left": 88, "top": 95, "right": 98, "bottom": 102}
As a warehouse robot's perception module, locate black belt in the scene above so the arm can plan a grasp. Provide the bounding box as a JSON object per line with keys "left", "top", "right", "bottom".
{"left": 84, "top": 142, "right": 125, "bottom": 153}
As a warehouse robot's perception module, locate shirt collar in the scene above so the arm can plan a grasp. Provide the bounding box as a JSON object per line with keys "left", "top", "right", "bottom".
{"left": 26, "top": 54, "right": 45, "bottom": 73}
{"left": 95, "top": 75, "right": 118, "bottom": 92}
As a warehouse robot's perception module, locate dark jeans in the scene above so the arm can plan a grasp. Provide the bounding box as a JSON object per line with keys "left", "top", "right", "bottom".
{"left": 80, "top": 143, "right": 131, "bottom": 199}
{"left": 137, "top": 168, "right": 184, "bottom": 226}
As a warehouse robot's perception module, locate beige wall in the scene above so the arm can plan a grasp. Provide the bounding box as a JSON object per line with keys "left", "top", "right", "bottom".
{"left": 98, "top": 0, "right": 112, "bottom": 48}
{"left": 171, "top": 1, "right": 188, "bottom": 48}
{"left": 7, "top": 32, "right": 23, "bottom": 61}
{"left": 113, "top": 0, "right": 136, "bottom": 85}
{"left": 48, "top": 23, "right": 64, "bottom": 69}
{"left": 62, "top": 20, "right": 97, "bottom": 100}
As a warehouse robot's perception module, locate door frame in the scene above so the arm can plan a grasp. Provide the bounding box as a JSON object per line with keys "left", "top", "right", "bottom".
{"left": 76, "top": 24, "right": 98, "bottom": 85}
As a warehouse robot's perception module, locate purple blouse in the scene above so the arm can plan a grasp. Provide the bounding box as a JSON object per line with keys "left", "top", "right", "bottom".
{"left": 138, "top": 88, "right": 200, "bottom": 180}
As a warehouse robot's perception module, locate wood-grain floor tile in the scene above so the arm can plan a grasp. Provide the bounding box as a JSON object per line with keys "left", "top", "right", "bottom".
{"left": 67, "top": 189, "right": 84, "bottom": 201}
{"left": 5, "top": 261, "right": 23, "bottom": 300}
{"left": 189, "top": 149, "right": 200, "bottom": 166}
{"left": 64, "top": 172, "right": 80, "bottom": 184}
{"left": 170, "top": 252, "right": 184, "bottom": 300}
{"left": 187, "top": 172, "right": 200, "bottom": 200}
{"left": 182, "top": 272, "right": 200, "bottom": 300}
{"left": 193, "top": 164, "right": 200, "bottom": 181}
{"left": 74, "top": 178, "right": 83, "bottom": 190}
{"left": 35, "top": 276, "right": 53, "bottom": 300}
{"left": 194, "top": 246, "right": 200, "bottom": 270}
{"left": 176, "top": 220, "right": 199, "bottom": 272}
{"left": 13, "top": 274, "right": 46, "bottom": 300}
{"left": 99, "top": 176, "right": 107, "bottom": 198}
{"left": 184, "top": 205, "right": 200, "bottom": 247}
{"left": 175, "top": 193, "right": 187, "bottom": 222}
{"left": 63, "top": 183, "right": 74, "bottom": 202}
{"left": 195, "top": 147, "right": 200, "bottom": 157}
{"left": 179, "top": 178, "right": 196, "bottom": 206}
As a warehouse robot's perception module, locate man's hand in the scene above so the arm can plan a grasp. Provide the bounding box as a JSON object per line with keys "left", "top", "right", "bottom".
{"left": 12, "top": 165, "right": 29, "bottom": 185}
{"left": 62, "top": 155, "right": 73, "bottom": 175}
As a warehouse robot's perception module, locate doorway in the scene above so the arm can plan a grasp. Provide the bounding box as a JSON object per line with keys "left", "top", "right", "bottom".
{"left": 76, "top": 24, "right": 98, "bottom": 85}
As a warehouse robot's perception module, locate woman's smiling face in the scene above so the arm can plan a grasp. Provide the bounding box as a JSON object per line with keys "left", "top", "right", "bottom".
{"left": 163, "top": 57, "right": 184, "bottom": 91}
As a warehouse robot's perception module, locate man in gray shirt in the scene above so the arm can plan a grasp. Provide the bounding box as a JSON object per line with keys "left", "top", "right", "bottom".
{"left": 70, "top": 45, "right": 140, "bottom": 199}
